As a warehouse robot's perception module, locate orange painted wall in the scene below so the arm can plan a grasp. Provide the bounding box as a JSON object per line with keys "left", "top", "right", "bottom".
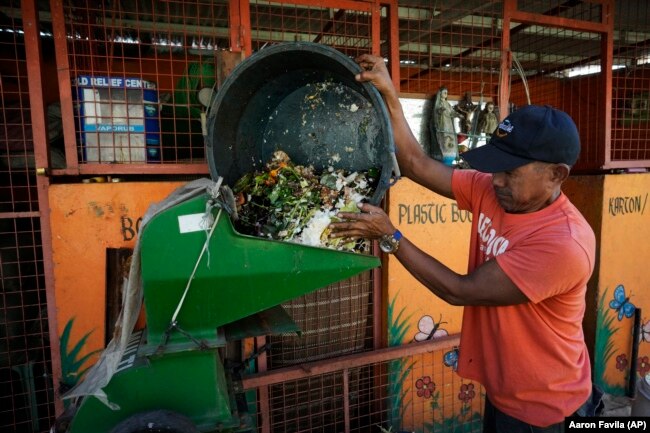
{"left": 49, "top": 181, "right": 186, "bottom": 364}
{"left": 385, "top": 179, "right": 470, "bottom": 339}
{"left": 596, "top": 173, "right": 650, "bottom": 394}
{"left": 553, "top": 173, "right": 650, "bottom": 396}
{"left": 384, "top": 179, "right": 476, "bottom": 428}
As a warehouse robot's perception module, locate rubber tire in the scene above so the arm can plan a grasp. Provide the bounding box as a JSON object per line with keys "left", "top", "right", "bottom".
{"left": 110, "top": 410, "right": 199, "bottom": 433}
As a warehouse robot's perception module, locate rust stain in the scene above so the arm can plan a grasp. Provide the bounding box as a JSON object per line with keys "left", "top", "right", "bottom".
{"left": 88, "top": 201, "right": 104, "bottom": 217}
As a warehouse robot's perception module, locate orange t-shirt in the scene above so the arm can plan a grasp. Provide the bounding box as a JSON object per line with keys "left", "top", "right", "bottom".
{"left": 452, "top": 169, "right": 596, "bottom": 427}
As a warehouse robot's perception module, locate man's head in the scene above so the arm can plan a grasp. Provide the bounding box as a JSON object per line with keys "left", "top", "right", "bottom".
{"left": 461, "top": 105, "right": 580, "bottom": 213}
{"left": 461, "top": 105, "right": 580, "bottom": 173}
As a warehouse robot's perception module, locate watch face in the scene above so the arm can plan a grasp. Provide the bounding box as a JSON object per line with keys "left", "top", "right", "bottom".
{"left": 380, "top": 238, "right": 395, "bottom": 253}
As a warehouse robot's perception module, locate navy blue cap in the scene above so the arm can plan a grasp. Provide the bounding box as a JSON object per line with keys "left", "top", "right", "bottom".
{"left": 461, "top": 105, "right": 581, "bottom": 173}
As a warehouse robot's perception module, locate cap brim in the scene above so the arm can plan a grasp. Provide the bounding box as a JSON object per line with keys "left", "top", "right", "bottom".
{"left": 460, "top": 143, "right": 535, "bottom": 173}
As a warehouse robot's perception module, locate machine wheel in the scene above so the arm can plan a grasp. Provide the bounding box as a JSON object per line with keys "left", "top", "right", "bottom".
{"left": 110, "top": 410, "right": 199, "bottom": 433}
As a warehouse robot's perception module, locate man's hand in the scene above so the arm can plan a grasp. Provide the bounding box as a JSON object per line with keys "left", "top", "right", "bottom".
{"left": 355, "top": 54, "right": 398, "bottom": 100}
{"left": 355, "top": 53, "right": 455, "bottom": 200}
{"left": 328, "top": 202, "right": 396, "bottom": 240}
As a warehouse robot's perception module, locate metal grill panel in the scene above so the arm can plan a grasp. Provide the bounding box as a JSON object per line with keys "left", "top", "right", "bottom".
{"left": 393, "top": 2, "right": 503, "bottom": 161}
{"left": 509, "top": 26, "right": 605, "bottom": 170}
{"left": 611, "top": 0, "right": 650, "bottom": 165}
{"left": 394, "top": 1, "right": 615, "bottom": 171}
{"left": 518, "top": 0, "right": 604, "bottom": 23}
{"left": 1, "top": 13, "right": 39, "bottom": 214}
{"left": 249, "top": 1, "right": 373, "bottom": 56}
{"left": 0, "top": 3, "right": 56, "bottom": 432}
{"left": 244, "top": 337, "right": 483, "bottom": 433}
{"left": 0, "top": 217, "right": 54, "bottom": 433}
{"left": 61, "top": 0, "right": 231, "bottom": 165}
{"left": 395, "top": 2, "right": 502, "bottom": 96}
{"left": 268, "top": 271, "right": 375, "bottom": 368}
{"left": 5, "top": 0, "right": 650, "bottom": 431}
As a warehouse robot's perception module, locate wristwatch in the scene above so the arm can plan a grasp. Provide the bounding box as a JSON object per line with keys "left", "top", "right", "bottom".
{"left": 379, "top": 230, "right": 402, "bottom": 254}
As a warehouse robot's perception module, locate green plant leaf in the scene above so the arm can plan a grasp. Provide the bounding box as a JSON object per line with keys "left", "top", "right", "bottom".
{"left": 59, "top": 318, "right": 99, "bottom": 387}
{"left": 595, "top": 287, "right": 626, "bottom": 395}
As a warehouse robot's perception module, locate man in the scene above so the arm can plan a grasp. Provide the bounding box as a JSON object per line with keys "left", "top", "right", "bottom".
{"left": 329, "top": 54, "right": 596, "bottom": 432}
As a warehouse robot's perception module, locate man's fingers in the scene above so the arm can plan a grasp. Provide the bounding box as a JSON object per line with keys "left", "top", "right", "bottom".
{"left": 338, "top": 211, "right": 377, "bottom": 221}
{"left": 330, "top": 228, "right": 363, "bottom": 239}
{"left": 356, "top": 70, "right": 375, "bottom": 83}
{"left": 356, "top": 53, "right": 382, "bottom": 65}
{"left": 355, "top": 53, "right": 375, "bottom": 63}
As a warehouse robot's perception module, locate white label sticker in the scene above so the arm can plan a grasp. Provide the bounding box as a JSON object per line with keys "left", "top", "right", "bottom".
{"left": 178, "top": 213, "right": 213, "bottom": 234}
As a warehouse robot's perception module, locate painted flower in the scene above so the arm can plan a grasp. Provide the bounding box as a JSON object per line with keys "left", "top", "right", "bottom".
{"left": 458, "top": 383, "right": 476, "bottom": 404}
{"left": 616, "top": 353, "right": 628, "bottom": 371}
{"left": 416, "top": 376, "right": 435, "bottom": 399}
{"left": 638, "top": 356, "right": 650, "bottom": 377}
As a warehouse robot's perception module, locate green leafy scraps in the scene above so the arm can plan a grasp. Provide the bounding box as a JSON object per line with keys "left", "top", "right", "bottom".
{"left": 232, "top": 150, "right": 379, "bottom": 252}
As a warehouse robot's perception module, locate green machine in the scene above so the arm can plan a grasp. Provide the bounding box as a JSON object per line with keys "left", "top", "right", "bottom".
{"left": 55, "top": 192, "right": 380, "bottom": 432}
{"left": 54, "top": 42, "right": 397, "bottom": 433}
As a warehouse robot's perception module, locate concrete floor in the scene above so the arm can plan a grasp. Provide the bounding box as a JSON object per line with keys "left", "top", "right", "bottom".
{"left": 601, "top": 393, "right": 632, "bottom": 416}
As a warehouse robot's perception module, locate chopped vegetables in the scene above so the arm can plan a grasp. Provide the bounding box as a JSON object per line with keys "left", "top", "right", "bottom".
{"left": 232, "top": 150, "right": 378, "bottom": 252}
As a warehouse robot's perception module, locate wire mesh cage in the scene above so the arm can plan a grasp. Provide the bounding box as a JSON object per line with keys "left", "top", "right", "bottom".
{"left": 393, "top": 1, "right": 504, "bottom": 163}
{"left": 396, "top": 1, "right": 503, "bottom": 95}
{"left": 50, "top": 0, "right": 650, "bottom": 171}
{"left": 0, "top": 217, "right": 54, "bottom": 433}
{"left": 249, "top": 1, "right": 373, "bottom": 55}
{"left": 0, "top": 4, "right": 56, "bottom": 432}
{"left": 0, "top": 13, "right": 41, "bottom": 213}
{"left": 394, "top": 0, "right": 619, "bottom": 170}
{"left": 269, "top": 272, "right": 374, "bottom": 368}
{"left": 508, "top": 1, "right": 609, "bottom": 171}
{"left": 245, "top": 338, "right": 484, "bottom": 433}
{"left": 268, "top": 370, "right": 359, "bottom": 433}
{"left": 611, "top": 0, "right": 650, "bottom": 165}
{"left": 4, "top": 0, "right": 650, "bottom": 431}
{"left": 61, "top": 0, "right": 231, "bottom": 165}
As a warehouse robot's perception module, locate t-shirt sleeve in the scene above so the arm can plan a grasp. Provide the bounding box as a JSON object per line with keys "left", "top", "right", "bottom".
{"left": 452, "top": 169, "right": 486, "bottom": 212}
{"left": 495, "top": 235, "right": 592, "bottom": 303}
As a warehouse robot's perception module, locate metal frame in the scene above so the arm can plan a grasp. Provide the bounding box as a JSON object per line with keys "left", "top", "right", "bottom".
{"left": 22, "top": 0, "right": 64, "bottom": 417}
{"left": 242, "top": 335, "right": 471, "bottom": 433}
{"left": 46, "top": 0, "right": 390, "bottom": 176}
{"left": 43, "top": 0, "right": 649, "bottom": 175}
{"left": 500, "top": 0, "right": 615, "bottom": 170}
{"left": 5, "top": 0, "right": 647, "bottom": 429}
{"left": 243, "top": 334, "right": 460, "bottom": 389}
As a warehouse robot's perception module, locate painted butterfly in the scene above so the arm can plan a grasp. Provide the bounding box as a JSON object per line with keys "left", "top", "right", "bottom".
{"left": 414, "top": 315, "right": 449, "bottom": 342}
{"left": 443, "top": 348, "right": 459, "bottom": 371}
{"left": 609, "top": 284, "right": 636, "bottom": 321}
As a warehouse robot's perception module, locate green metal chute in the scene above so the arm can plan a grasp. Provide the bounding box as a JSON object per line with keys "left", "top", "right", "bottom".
{"left": 140, "top": 193, "right": 380, "bottom": 346}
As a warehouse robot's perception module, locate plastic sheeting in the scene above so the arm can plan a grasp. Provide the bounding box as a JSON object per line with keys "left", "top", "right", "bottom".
{"left": 62, "top": 178, "right": 226, "bottom": 409}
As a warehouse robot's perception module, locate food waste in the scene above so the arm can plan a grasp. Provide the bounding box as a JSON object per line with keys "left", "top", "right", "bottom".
{"left": 232, "top": 150, "right": 378, "bottom": 253}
